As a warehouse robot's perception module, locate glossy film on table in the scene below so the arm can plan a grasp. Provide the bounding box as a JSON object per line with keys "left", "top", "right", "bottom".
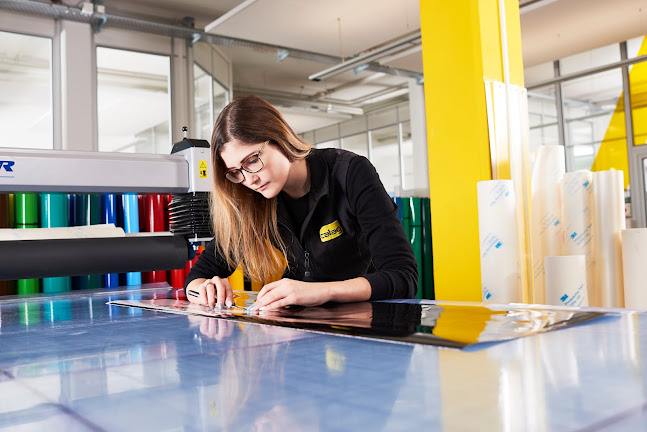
{"left": 1, "top": 286, "right": 646, "bottom": 431}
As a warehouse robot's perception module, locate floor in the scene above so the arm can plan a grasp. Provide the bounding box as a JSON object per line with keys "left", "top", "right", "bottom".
{"left": 1, "top": 286, "right": 647, "bottom": 431}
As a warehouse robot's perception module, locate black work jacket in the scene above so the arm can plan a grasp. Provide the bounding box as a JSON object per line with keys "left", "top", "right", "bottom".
{"left": 186, "top": 148, "right": 418, "bottom": 300}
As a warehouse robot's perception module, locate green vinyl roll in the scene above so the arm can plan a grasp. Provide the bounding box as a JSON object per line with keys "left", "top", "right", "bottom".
{"left": 408, "top": 198, "right": 423, "bottom": 299}
{"left": 411, "top": 225, "right": 423, "bottom": 300}
{"left": 15, "top": 193, "right": 38, "bottom": 228}
{"left": 410, "top": 197, "right": 422, "bottom": 227}
{"left": 401, "top": 197, "right": 411, "bottom": 237}
{"left": 16, "top": 193, "right": 39, "bottom": 295}
{"left": 421, "top": 198, "right": 435, "bottom": 300}
{"left": 17, "top": 279, "right": 39, "bottom": 295}
{"left": 40, "top": 193, "right": 71, "bottom": 294}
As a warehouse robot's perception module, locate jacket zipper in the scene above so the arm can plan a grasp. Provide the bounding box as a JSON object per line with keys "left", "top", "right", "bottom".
{"left": 278, "top": 220, "right": 313, "bottom": 279}
{"left": 304, "top": 251, "right": 310, "bottom": 277}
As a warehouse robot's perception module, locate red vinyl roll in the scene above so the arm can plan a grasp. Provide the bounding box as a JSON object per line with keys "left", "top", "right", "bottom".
{"left": 165, "top": 194, "right": 172, "bottom": 231}
{"left": 144, "top": 194, "right": 167, "bottom": 283}
{"left": 145, "top": 194, "right": 165, "bottom": 233}
{"left": 170, "top": 269, "right": 185, "bottom": 288}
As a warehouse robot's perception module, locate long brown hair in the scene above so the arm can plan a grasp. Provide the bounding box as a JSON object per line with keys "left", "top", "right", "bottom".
{"left": 210, "top": 95, "right": 312, "bottom": 283}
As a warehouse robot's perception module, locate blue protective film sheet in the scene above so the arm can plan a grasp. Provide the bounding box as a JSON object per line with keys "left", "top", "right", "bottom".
{"left": 108, "top": 292, "right": 604, "bottom": 349}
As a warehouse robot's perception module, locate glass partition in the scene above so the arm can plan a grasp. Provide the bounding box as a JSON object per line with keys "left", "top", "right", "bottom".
{"left": 341, "top": 133, "right": 368, "bottom": 158}
{"left": 561, "top": 69, "right": 624, "bottom": 171}
{"left": 370, "top": 125, "right": 400, "bottom": 194}
{"left": 0, "top": 31, "right": 52, "bottom": 149}
{"left": 97, "top": 47, "right": 171, "bottom": 154}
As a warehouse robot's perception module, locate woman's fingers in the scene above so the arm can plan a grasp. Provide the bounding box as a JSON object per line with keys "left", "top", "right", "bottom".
{"left": 205, "top": 280, "right": 216, "bottom": 307}
{"left": 258, "top": 295, "right": 293, "bottom": 311}
{"left": 187, "top": 277, "right": 236, "bottom": 309}
{"left": 213, "top": 277, "right": 225, "bottom": 308}
{"left": 256, "top": 280, "right": 279, "bottom": 303}
{"left": 223, "top": 278, "right": 234, "bottom": 307}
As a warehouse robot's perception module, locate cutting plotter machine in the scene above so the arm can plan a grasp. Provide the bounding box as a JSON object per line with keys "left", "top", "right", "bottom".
{"left": 0, "top": 135, "right": 213, "bottom": 283}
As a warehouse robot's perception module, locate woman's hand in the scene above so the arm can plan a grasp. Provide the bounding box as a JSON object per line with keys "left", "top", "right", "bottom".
{"left": 253, "top": 279, "right": 331, "bottom": 311}
{"left": 185, "top": 276, "right": 234, "bottom": 309}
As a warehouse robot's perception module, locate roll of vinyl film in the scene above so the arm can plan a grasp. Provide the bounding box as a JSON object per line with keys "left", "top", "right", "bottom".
{"left": 16, "top": 193, "right": 39, "bottom": 295}
{"left": 102, "top": 194, "right": 120, "bottom": 288}
{"left": 123, "top": 193, "right": 142, "bottom": 286}
{"left": 40, "top": 193, "right": 72, "bottom": 294}
{"left": 545, "top": 255, "right": 588, "bottom": 307}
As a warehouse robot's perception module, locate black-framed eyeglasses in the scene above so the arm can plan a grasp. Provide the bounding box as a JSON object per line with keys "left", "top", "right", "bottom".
{"left": 224, "top": 141, "right": 269, "bottom": 183}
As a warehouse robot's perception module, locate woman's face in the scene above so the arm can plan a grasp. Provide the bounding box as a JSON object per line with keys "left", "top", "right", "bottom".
{"left": 219, "top": 139, "right": 291, "bottom": 199}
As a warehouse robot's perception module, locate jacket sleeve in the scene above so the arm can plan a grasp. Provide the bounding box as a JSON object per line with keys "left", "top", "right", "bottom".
{"left": 346, "top": 156, "right": 418, "bottom": 300}
{"left": 184, "top": 239, "right": 236, "bottom": 290}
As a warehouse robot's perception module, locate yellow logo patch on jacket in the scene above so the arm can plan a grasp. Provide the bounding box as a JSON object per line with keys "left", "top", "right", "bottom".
{"left": 320, "top": 220, "right": 343, "bottom": 242}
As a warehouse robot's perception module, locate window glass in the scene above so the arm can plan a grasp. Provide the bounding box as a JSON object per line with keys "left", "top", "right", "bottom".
{"left": 314, "top": 124, "right": 339, "bottom": 143}
{"left": 369, "top": 125, "right": 400, "bottom": 194}
{"left": 0, "top": 31, "right": 52, "bottom": 149}
{"left": 367, "top": 106, "right": 397, "bottom": 130}
{"left": 627, "top": 36, "right": 645, "bottom": 59}
{"left": 213, "top": 78, "right": 228, "bottom": 121}
{"left": 400, "top": 122, "right": 415, "bottom": 191}
{"left": 560, "top": 43, "right": 621, "bottom": 76}
{"left": 562, "top": 69, "right": 624, "bottom": 171}
{"left": 97, "top": 47, "right": 171, "bottom": 154}
{"left": 193, "top": 64, "right": 212, "bottom": 140}
{"left": 341, "top": 133, "right": 368, "bottom": 158}
{"left": 528, "top": 85, "right": 559, "bottom": 165}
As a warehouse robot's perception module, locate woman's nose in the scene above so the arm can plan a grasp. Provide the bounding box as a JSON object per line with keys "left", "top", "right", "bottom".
{"left": 243, "top": 173, "right": 260, "bottom": 187}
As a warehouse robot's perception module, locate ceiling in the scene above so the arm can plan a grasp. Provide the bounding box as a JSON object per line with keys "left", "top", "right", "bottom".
{"left": 106, "top": 0, "right": 422, "bottom": 133}
{"left": 102, "top": 0, "right": 647, "bottom": 133}
{"left": 4, "top": 0, "right": 647, "bottom": 137}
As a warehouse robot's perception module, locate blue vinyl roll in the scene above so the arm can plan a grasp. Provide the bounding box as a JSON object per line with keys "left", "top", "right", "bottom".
{"left": 102, "top": 194, "right": 120, "bottom": 288}
{"left": 40, "top": 193, "right": 72, "bottom": 294}
{"left": 122, "top": 193, "right": 142, "bottom": 286}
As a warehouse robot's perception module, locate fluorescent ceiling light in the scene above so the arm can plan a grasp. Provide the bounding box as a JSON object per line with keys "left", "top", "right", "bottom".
{"left": 309, "top": 32, "right": 421, "bottom": 82}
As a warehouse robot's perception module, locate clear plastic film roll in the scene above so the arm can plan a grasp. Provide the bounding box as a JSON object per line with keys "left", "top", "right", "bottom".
{"left": 561, "top": 172, "right": 595, "bottom": 305}
{"left": 477, "top": 180, "right": 521, "bottom": 303}
{"left": 593, "top": 170, "right": 625, "bottom": 308}
{"left": 621, "top": 228, "right": 647, "bottom": 308}
{"left": 544, "top": 255, "right": 588, "bottom": 307}
{"left": 531, "top": 145, "right": 565, "bottom": 304}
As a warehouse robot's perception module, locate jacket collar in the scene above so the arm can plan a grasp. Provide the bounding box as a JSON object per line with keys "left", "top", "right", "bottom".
{"left": 276, "top": 148, "right": 329, "bottom": 234}
{"left": 305, "top": 149, "right": 329, "bottom": 206}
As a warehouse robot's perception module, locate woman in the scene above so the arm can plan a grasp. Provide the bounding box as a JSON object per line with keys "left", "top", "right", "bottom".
{"left": 185, "top": 95, "right": 417, "bottom": 311}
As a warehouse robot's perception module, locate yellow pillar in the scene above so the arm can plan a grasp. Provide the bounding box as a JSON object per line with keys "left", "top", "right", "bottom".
{"left": 420, "top": 0, "right": 525, "bottom": 301}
